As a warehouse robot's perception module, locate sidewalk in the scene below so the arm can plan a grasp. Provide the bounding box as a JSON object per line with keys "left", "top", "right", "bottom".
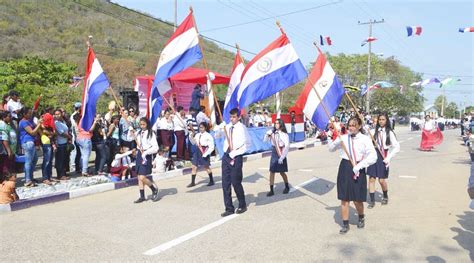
{"left": 0, "top": 137, "right": 322, "bottom": 213}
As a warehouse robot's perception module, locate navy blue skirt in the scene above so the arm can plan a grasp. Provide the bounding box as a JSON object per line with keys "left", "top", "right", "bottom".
{"left": 269, "top": 147, "right": 288, "bottom": 173}
{"left": 337, "top": 159, "right": 367, "bottom": 202}
{"left": 192, "top": 147, "right": 211, "bottom": 167}
{"left": 366, "top": 150, "right": 389, "bottom": 179}
{"left": 136, "top": 151, "right": 153, "bottom": 175}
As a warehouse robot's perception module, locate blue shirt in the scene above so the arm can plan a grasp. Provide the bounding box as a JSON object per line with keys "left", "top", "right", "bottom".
{"left": 55, "top": 120, "right": 69, "bottom": 145}
{"left": 19, "top": 119, "right": 36, "bottom": 145}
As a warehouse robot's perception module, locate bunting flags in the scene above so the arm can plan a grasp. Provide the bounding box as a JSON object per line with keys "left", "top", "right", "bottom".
{"left": 361, "top": 81, "right": 393, "bottom": 95}
{"left": 149, "top": 10, "right": 202, "bottom": 126}
{"left": 421, "top": 78, "right": 440, "bottom": 86}
{"left": 319, "top": 35, "right": 332, "bottom": 46}
{"left": 410, "top": 81, "right": 422, "bottom": 87}
{"left": 406, "top": 26, "right": 422, "bottom": 37}
{"left": 344, "top": 85, "right": 360, "bottom": 92}
{"left": 459, "top": 27, "right": 474, "bottom": 33}
{"left": 361, "top": 37, "right": 377, "bottom": 46}
{"left": 237, "top": 33, "right": 307, "bottom": 109}
{"left": 80, "top": 47, "right": 110, "bottom": 131}
{"left": 295, "top": 49, "right": 344, "bottom": 129}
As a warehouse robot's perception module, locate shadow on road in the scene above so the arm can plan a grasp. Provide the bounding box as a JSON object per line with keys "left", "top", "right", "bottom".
{"left": 450, "top": 211, "right": 474, "bottom": 261}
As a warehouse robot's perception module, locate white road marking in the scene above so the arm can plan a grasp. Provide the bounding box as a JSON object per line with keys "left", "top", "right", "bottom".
{"left": 399, "top": 175, "right": 417, "bottom": 179}
{"left": 290, "top": 177, "right": 319, "bottom": 193}
{"left": 143, "top": 177, "right": 320, "bottom": 256}
{"left": 258, "top": 167, "right": 268, "bottom": 170}
{"left": 298, "top": 169, "right": 313, "bottom": 172}
{"left": 143, "top": 214, "right": 239, "bottom": 256}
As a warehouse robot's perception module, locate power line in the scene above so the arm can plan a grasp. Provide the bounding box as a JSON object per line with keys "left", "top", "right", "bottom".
{"left": 73, "top": 0, "right": 257, "bottom": 56}
{"left": 201, "top": 0, "right": 342, "bottom": 33}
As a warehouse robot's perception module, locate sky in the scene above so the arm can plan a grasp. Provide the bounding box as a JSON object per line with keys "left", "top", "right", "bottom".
{"left": 114, "top": 0, "right": 473, "bottom": 109}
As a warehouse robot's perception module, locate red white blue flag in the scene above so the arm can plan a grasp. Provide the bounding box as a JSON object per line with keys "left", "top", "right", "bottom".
{"left": 320, "top": 35, "right": 332, "bottom": 46}
{"left": 237, "top": 34, "right": 307, "bottom": 108}
{"left": 149, "top": 10, "right": 202, "bottom": 125}
{"left": 361, "top": 37, "right": 377, "bottom": 46}
{"left": 295, "top": 49, "right": 344, "bottom": 129}
{"left": 459, "top": 27, "right": 474, "bottom": 33}
{"left": 80, "top": 48, "right": 110, "bottom": 131}
{"left": 223, "top": 50, "right": 245, "bottom": 123}
{"left": 406, "top": 26, "right": 422, "bottom": 37}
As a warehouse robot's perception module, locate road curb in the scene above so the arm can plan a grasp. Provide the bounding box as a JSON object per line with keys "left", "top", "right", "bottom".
{"left": 1, "top": 139, "right": 322, "bottom": 213}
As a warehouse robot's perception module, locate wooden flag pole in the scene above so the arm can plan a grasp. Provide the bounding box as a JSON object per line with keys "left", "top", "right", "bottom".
{"left": 190, "top": 6, "right": 231, "bottom": 147}
{"left": 161, "top": 93, "right": 188, "bottom": 129}
{"left": 344, "top": 92, "right": 385, "bottom": 157}
{"left": 308, "top": 41, "right": 355, "bottom": 167}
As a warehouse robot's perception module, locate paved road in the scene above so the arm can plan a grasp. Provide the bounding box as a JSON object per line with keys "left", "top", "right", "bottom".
{"left": 1, "top": 127, "right": 472, "bottom": 261}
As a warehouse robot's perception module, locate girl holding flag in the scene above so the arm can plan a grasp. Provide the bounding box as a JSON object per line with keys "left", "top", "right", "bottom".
{"left": 329, "top": 116, "right": 377, "bottom": 234}
{"left": 264, "top": 119, "right": 290, "bottom": 196}
{"left": 367, "top": 113, "right": 400, "bottom": 208}
{"left": 187, "top": 122, "right": 215, "bottom": 187}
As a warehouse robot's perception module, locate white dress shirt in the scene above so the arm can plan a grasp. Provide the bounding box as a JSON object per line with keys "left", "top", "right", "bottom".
{"left": 328, "top": 132, "right": 377, "bottom": 171}
{"left": 264, "top": 130, "right": 290, "bottom": 160}
{"left": 370, "top": 128, "right": 400, "bottom": 162}
{"left": 223, "top": 122, "right": 248, "bottom": 159}
{"left": 7, "top": 99, "right": 23, "bottom": 119}
{"left": 173, "top": 115, "right": 187, "bottom": 132}
{"left": 423, "top": 120, "right": 436, "bottom": 131}
{"left": 134, "top": 130, "right": 158, "bottom": 158}
{"left": 196, "top": 112, "right": 210, "bottom": 125}
{"left": 190, "top": 131, "right": 215, "bottom": 158}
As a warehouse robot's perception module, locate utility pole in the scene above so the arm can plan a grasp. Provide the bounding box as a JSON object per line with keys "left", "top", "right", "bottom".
{"left": 174, "top": 0, "right": 178, "bottom": 32}
{"left": 358, "top": 19, "right": 384, "bottom": 113}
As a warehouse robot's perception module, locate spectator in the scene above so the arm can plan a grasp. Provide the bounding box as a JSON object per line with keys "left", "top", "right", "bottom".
{"left": 0, "top": 172, "right": 19, "bottom": 204}
{"left": 1, "top": 94, "right": 9, "bottom": 111}
{"left": 158, "top": 109, "right": 174, "bottom": 157}
{"left": 289, "top": 111, "right": 296, "bottom": 142}
{"left": 253, "top": 111, "right": 265, "bottom": 127}
{"left": 39, "top": 116, "right": 55, "bottom": 185}
{"left": 196, "top": 105, "right": 210, "bottom": 125}
{"left": 91, "top": 114, "right": 107, "bottom": 175}
{"left": 0, "top": 111, "right": 16, "bottom": 173}
{"left": 186, "top": 107, "right": 199, "bottom": 161}
{"left": 190, "top": 84, "right": 204, "bottom": 111}
{"left": 19, "top": 107, "right": 42, "bottom": 187}
{"left": 76, "top": 115, "right": 98, "bottom": 176}
{"left": 119, "top": 109, "right": 134, "bottom": 150}
{"left": 70, "top": 102, "right": 82, "bottom": 174}
{"left": 54, "top": 109, "right": 71, "bottom": 180}
{"left": 110, "top": 146, "right": 133, "bottom": 181}
{"left": 6, "top": 90, "right": 23, "bottom": 124}
{"left": 106, "top": 115, "right": 120, "bottom": 171}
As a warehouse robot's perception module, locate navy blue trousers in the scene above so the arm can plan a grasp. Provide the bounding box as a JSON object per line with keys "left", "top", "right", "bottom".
{"left": 221, "top": 153, "right": 246, "bottom": 212}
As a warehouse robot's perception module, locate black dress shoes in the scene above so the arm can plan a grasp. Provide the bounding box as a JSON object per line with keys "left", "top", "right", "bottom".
{"left": 236, "top": 207, "right": 247, "bottom": 214}
{"left": 221, "top": 210, "right": 234, "bottom": 217}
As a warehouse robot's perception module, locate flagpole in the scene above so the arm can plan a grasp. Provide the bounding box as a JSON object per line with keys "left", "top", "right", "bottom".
{"left": 307, "top": 41, "right": 355, "bottom": 167}
{"left": 86, "top": 35, "right": 122, "bottom": 109}
{"left": 344, "top": 92, "right": 385, "bottom": 158}
{"left": 190, "top": 6, "right": 231, "bottom": 147}
{"left": 161, "top": 92, "right": 188, "bottom": 128}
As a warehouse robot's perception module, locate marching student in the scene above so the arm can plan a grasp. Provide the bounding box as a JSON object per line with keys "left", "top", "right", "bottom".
{"left": 187, "top": 122, "right": 215, "bottom": 187}
{"left": 221, "top": 108, "right": 248, "bottom": 217}
{"left": 131, "top": 117, "right": 159, "bottom": 203}
{"left": 328, "top": 116, "right": 377, "bottom": 234}
{"left": 367, "top": 113, "right": 400, "bottom": 208}
{"left": 264, "top": 119, "right": 290, "bottom": 196}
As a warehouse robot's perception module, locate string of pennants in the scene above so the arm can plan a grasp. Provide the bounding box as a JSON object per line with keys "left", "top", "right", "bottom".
{"left": 319, "top": 26, "right": 473, "bottom": 46}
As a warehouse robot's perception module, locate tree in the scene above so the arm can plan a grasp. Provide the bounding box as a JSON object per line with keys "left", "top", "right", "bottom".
{"left": 445, "top": 102, "right": 458, "bottom": 118}
{"left": 326, "top": 53, "right": 423, "bottom": 115}
{"left": 0, "top": 56, "right": 110, "bottom": 113}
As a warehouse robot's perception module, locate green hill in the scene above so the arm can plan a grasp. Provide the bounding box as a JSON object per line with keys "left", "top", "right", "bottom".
{"left": 0, "top": 0, "right": 235, "bottom": 89}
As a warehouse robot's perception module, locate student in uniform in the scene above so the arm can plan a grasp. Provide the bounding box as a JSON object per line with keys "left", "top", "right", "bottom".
{"left": 328, "top": 116, "right": 377, "bottom": 234}
{"left": 187, "top": 122, "right": 215, "bottom": 187}
{"left": 131, "top": 117, "right": 160, "bottom": 203}
{"left": 264, "top": 119, "right": 290, "bottom": 196}
{"left": 367, "top": 113, "right": 400, "bottom": 208}
{"left": 221, "top": 108, "right": 248, "bottom": 217}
